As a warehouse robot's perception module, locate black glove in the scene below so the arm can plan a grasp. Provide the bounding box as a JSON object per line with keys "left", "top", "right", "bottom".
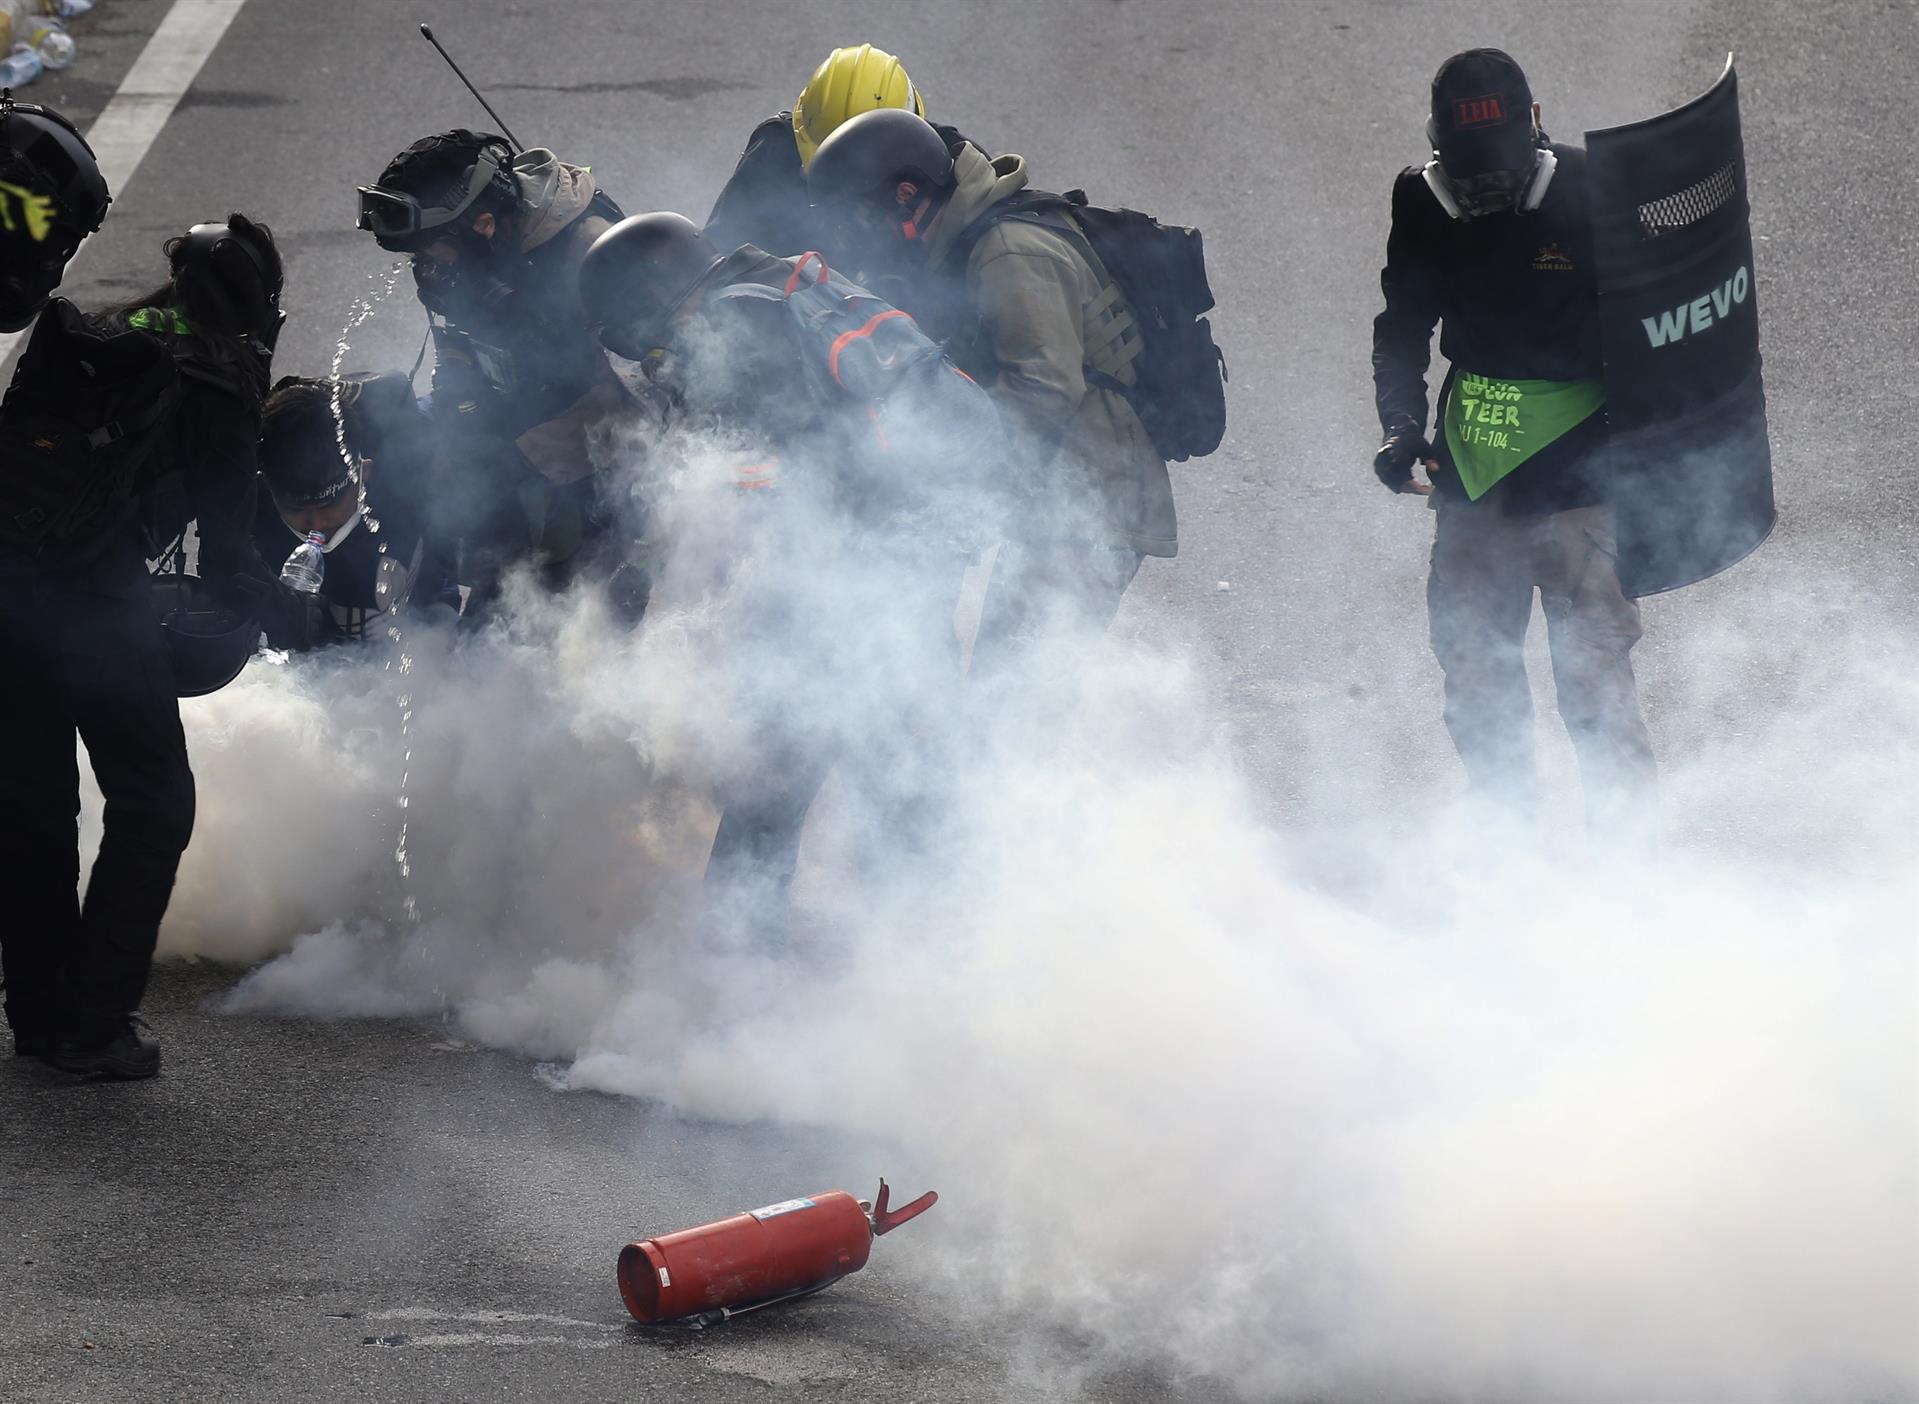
{"left": 231, "top": 571, "right": 322, "bottom": 652}
{"left": 1373, "top": 415, "right": 1432, "bottom": 491}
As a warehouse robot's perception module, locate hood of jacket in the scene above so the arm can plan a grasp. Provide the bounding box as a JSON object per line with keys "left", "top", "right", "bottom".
{"left": 925, "top": 144, "right": 1029, "bottom": 269}
{"left": 511, "top": 148, "right": 600, "bottom": 253}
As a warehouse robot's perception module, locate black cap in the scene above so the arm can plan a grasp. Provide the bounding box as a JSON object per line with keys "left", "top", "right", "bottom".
{"left": 1429, "top": 49, "right": 1534, "bottom": 177}
{"left": 260, "top": 377, "right": 357, "bottom": 508}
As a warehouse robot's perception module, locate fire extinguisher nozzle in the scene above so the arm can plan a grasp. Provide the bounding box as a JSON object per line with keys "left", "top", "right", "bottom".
{"left": 869, "top": 1178, "right": 938, "bottom": 1236}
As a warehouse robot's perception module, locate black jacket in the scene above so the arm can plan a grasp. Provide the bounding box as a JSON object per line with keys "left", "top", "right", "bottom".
{"left": 0, "top": 301, "right": 268, "bottom": 593}
{"left": 1372, "top": 142, "right": 1609, "bottom": 513}
{"left": 705, "top": 116, "right": 979, "bottom": 261}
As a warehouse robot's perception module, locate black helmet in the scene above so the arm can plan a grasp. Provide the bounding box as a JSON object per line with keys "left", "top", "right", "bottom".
{"left": 170, "top": 213, "right": 285, "bottom": 345}
{"left": 579, "top": 212, "right": 724, "bottom": 360}
{"left": 806, "top": 108, "right": 956, "bottom": 212}
{"left": 0, "top": 94, "right": 111, "bottom": 331}
{"left": 150, "top": 572, "right": 258, "bottom": 698}
{"left": 357, "top": 130, "right": 516, "bottom": 253}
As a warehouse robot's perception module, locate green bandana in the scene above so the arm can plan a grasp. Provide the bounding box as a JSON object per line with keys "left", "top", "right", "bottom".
{"left": 128, "top": 307, "right": 193, "bottom": 336}
{"left": 1443, "top": 371, "right": 1605, "bottom": 501}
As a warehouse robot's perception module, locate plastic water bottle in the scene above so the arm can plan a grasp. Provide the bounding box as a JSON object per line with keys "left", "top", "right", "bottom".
{"left": 280, "top": 531, "right": 327, "bottom": 594}
{"left": 0, "top": 43, "right": 42, "bottom": 87}
{"left": 29, "top": 18, "right": 72, "bottom": 70}
{"left": 52, "top": 0, "right": 94, "bottom": 17}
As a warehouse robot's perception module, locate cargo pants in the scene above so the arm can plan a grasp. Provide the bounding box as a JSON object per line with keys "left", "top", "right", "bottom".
{"left": 1427, "top": 495, "right": 1658, "bottom": 833}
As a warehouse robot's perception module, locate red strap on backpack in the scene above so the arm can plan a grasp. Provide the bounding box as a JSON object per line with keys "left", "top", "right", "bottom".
{"left": 784, "top": 252, "right": 830, "bottom": 296}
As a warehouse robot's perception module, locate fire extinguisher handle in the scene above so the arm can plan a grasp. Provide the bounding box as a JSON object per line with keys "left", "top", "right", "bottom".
{"left": 870, "top": 1177, "right": 938, "bottom": 1236}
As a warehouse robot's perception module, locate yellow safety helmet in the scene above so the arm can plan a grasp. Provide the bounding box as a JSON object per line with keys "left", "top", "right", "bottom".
{"left": 791, "top": 44, "right": 926, "bottom": 168}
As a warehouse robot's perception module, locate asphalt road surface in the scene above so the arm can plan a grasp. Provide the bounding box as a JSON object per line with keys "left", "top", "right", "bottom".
{"left": 3, "top": 0, "right": 1914, "bottom": 1400}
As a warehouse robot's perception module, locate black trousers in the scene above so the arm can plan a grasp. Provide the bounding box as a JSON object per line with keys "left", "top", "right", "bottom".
{"left": 0, "top": 563, "right": 195, "bottom": 1043}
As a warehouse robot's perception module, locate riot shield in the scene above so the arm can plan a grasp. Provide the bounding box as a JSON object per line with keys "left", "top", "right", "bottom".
{"left": 1587, "top": 57, "right": 1775, "bottom": 597}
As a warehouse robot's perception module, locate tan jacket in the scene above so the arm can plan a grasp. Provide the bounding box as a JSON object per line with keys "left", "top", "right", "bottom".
{"left": 926, "top": 145, "right": 1175, "bottom": 557}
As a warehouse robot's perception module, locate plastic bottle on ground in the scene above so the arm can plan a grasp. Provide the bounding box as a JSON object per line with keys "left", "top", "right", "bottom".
{"left": 0, "top": 43, "right": 43, "bottom": 88}
{"left": 280, "top": 532, "right": 327, "bottom": 594}
{"left": 27, "top": 17, "right": 71, "bottom": 70}
{"left": 29, "top": 15, "right": 70, "bottom": 68}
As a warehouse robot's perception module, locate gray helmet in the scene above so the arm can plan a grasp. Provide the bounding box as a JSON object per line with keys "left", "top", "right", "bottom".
{"left": 805, "top": 108, "right": 956, "bottom": 221}
{"left": 0, "top": 93, "right": 110, "bottom": 331}
{"left": 579, "top": 212, "right": 724, "bottom": 359}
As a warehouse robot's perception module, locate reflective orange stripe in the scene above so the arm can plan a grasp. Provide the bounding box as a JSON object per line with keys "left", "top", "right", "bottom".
{"left": 785, "top": 252, "right": 829, "bottom": 296}
{"left": 827, "top": 309, "right": 913, "bottom": 388}
{"left": 734, "top": 457, "right": 779, "bottom": 489}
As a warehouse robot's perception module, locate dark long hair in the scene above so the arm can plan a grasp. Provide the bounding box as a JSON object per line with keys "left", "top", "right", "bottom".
{"left": 98, "top": 225, "right": 276, "bottom": 394}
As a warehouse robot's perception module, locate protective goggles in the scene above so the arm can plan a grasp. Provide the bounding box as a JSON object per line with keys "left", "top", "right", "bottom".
{"left": 355, "top": 146, "right": 504, "bottom": 244}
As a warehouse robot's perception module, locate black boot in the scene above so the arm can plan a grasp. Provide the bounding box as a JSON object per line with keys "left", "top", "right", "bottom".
{"left": 42, "top": 1016, "right": 161, "bottom": 1080}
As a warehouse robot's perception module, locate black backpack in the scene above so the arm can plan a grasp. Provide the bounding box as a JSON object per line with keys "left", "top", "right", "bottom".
{"left": 0, "top": 299, "right": 180, "bottom": 563}
{"left": 967, "top": 189, "right": 1228, "bottom": 463}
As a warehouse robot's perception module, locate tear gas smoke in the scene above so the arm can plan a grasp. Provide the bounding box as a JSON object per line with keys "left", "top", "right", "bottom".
{"left": 100, "top": 321, "right": 1917, "bottom": 1403}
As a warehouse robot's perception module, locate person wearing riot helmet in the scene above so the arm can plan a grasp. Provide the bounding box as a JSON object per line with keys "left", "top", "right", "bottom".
{"left": 1371, "top": 49, "right": 1657, "bottom": 833}
{"left": 0, "top": 213, "right": 288, "bottom": 1079}
{"left": 252, "top": 373, "right": 461, "bottom": 649}
{"left": 0, "top": 94, "right": 109, "bottom": 329}
{"left": 705, "top": 43, "right": 982, "bottom": 263}
{"left": 356, "top": 129, "right": 643, "bottom": 621}
{"left": 581, "top": 211, "right": 1002, "bottom": 930}
{"left": 806, "top": 108, "right": 1174, "bottom": 663}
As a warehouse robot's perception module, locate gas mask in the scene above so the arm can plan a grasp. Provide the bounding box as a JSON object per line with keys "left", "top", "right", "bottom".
{"left": 1423, "top": 122, "right": 1557, "bottom": 221}
{"left": 411, "top": 232, "right": 516, "bottom": 324}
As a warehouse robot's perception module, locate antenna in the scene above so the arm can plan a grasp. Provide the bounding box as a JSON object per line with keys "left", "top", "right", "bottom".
{"left": 418, "top": 24, "right": 524, "bottom": 154}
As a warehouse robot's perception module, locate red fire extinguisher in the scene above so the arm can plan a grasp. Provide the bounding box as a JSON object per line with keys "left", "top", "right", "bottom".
{"left": 617, "top": 1178, "right": 938, "bottom": 1327}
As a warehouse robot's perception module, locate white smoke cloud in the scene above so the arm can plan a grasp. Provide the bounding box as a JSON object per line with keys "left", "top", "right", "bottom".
{"left": 101, "top": 321, "right": 1916, "bottom": 1403}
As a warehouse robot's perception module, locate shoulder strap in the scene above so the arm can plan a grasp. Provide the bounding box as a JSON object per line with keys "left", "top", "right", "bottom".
{"left": 952, "top": 190, "right": 1143, "bottom": 383}
{"left": 950, "top": 189, "right": 1079, "bottom": 266}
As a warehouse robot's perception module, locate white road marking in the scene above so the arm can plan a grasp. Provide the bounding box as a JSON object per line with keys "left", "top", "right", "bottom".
{"left": 365, "top": 1307, "right": 620, "bottom": 1330}
{"left": 0, "top": 0, "right": 251, "bottom": 369}
{"left": 379, "top": 1333, "right": 615, "bottom": 1350}
{"left": 356, "top": 1306, "right": 624, "bottom": 1351}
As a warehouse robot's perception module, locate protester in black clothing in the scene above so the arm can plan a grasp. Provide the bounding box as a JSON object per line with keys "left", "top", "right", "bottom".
{"left": 254, "top": 373, "right": 460, "bottom": 647}
{"left": 706, "top": 42, "right": 978, "bottom": 268}
{"left": 357, "top": 130, "right": 644, "bottom": 621}
{"left": 1371, "top": 49, "right": 1656, "bottom": 832}
{"left": 0, "top": 204, "right": 286, "bottom": 1080}
{"left": 581, "top": 212, "right": 1001, "bottom": 931}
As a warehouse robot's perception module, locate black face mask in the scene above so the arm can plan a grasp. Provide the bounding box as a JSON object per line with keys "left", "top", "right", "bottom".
{"left": 411, "top": 232, "right": 515, "bottom": 324}
{"left": 0, "top": 251, "right": 67, "bottom": 331}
